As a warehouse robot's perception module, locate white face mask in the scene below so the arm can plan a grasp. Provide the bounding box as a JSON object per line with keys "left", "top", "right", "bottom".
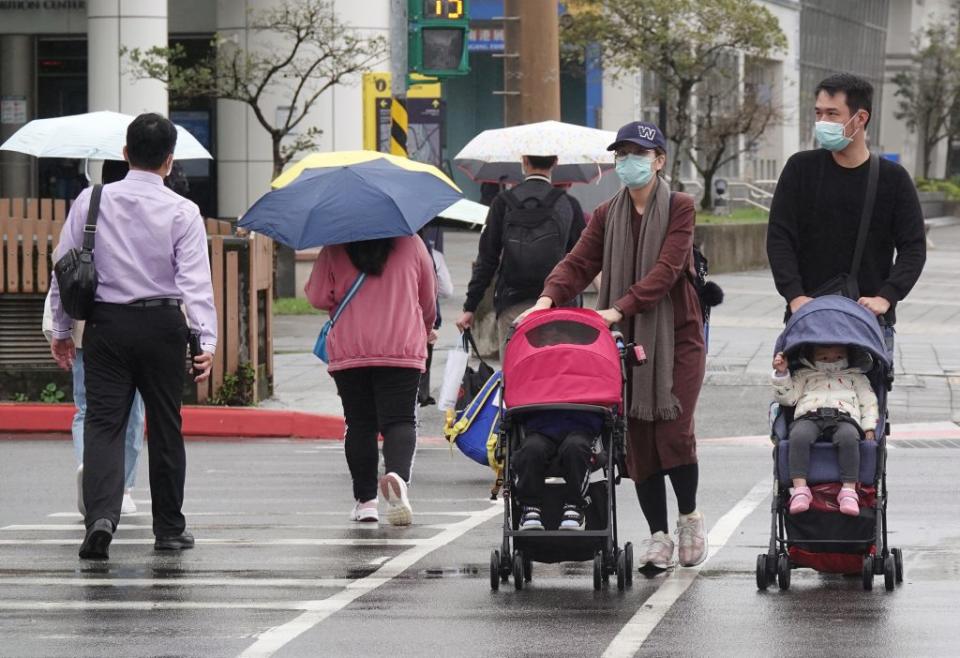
{"left": 814, "top": 358, "right": 849, "bottom": 372}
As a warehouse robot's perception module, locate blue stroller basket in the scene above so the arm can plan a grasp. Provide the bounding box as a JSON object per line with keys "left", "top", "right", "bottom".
{"left": 757, "top": 295, "right": 903, "bottom": 592}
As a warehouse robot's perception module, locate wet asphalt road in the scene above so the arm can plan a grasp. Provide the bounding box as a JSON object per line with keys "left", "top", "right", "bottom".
{"left": 0, "top": 433, "right": 957, "bottom": 658}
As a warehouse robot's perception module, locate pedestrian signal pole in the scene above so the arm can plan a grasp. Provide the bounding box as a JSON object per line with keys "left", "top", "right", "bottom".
{"left": 390, "top": 0, "right": 410, "bottom": 157}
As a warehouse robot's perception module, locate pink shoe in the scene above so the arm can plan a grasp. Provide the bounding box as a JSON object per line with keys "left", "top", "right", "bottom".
{"left": 837, "top": 488, "right": 859, "bottom": 516}
{"left": 788, "top": 486, "right": 812, "bottom": 514}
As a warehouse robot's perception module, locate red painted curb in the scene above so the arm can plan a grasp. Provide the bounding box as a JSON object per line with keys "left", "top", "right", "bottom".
{"left": 0, "top": 403, "right": 345, "bottom": 440}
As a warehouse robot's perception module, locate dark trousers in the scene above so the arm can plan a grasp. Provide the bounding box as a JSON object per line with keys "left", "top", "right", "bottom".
{"left": 82, "top": 303, "right": 188, "bottom": 536}
{"left": 332, "top": 367, "right": 420, "bottom": 502}
{"left": 512, "top": 431, "right": 593, "bottom": 508}
{"left": 634, "top": 463, "right": 699, "bottom": 535}
{"left": 788, "top": 417, "right": 861, "bottom": 483}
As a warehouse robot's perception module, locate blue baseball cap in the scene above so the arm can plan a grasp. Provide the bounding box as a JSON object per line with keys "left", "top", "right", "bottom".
{"left": 607, "top": 121, "right": 667, "bottom": 151}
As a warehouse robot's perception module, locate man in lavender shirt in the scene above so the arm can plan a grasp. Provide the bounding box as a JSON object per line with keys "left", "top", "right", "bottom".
{"left": 48, "top": 113, "right": 217, "bottom": 560}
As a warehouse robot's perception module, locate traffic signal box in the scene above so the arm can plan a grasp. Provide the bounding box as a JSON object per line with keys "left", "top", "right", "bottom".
{"left": 408, "top": 0, "right": 470, "bottom": 78}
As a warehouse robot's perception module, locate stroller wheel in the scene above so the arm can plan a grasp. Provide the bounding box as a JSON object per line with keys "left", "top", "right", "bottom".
{"left": 592, "top": 551, "right": 603, "bottom": 591}
{"left": 892, "top": 547, "right": 904, "bottom": 583}
{"left": 490, "top": 550, "right": 500, "bottom": 591}
{"left": 776, "top": 554, "right": 791, "bottom": 591}
{"left": 756, "top": 554, "right": 770, "bottom": 591}
{"left": 512, "top": 552, "right": 525, "bottom": 591}
{"left": 883, "top": 554, "right": 896, "bottom": 592}
{"left": 862, "top": 556, "right": 874, "bottom": 591}
{"left": 523, "top": 555, "right": 533, "bottom": 583}
{"left": 624, "top": 543, "right": 634, "bottom": 587}
{"left": 616, "top": 550, "right": 627, "bottom": 591}
{"left": 766, "top": 554, "right": 778, "bottom": 585}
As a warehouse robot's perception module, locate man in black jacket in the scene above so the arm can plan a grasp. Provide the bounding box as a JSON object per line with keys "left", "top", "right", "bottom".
{"left": 456, "top": 155, "right": 586, "bottom": 360}
{"left": 767, "top": 73, "right": 926, "bottom": 344}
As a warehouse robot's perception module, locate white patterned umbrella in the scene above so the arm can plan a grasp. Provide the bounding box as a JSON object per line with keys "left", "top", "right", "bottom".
{"left": 454, "top": 120, "right": 616, "bottom": 184}
{"left": 0, "top": 111, "right": 212, "bottom": 161}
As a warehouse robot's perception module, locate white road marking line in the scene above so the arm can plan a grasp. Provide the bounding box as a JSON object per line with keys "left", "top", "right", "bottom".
{"left": 0, "top": 538, "right": 424, "bottom": 547}
{"left": 0, "top": 577, "right": 351, "bottom": 588}
{"left": 368, "top": 556, "right": 390, "bottom": 566}
{"left": 602, "top": 479, "right": 770, "bottom": 658}
{"left": 46, "top": 510, "right": 474, "bottom": 518}
{"left": 238, "top": 502, "right": 502, "bottom": 658}
{"left": 0, "top": 600, "right": 320, "bottom": 611}
{"left": 3, "top": 524, "right": 451, "bottom": 532}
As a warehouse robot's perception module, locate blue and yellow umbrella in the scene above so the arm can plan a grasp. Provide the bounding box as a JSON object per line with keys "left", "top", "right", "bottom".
{"left": 238, "top": 151, "right": 463, "bottom": 249}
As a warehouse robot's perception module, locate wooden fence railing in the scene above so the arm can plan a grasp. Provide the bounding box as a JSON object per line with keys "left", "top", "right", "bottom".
{"left": 0, "top": 199, "right": 273, "bottom": 404}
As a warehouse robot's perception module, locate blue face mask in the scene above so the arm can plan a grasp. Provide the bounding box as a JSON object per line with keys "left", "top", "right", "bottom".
{"left": 814, "top": 115, "right": 859, "bottom": 152}
{"left": 615, "top": 154, "right": 655, "bottom": 188}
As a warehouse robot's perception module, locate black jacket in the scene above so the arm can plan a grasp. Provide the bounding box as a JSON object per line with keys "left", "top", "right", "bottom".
{"left": 767, "top": 149, "right": 926, "bottom": 324}
{"left": 463, "top": 177, "right": 586, "bottom": 315}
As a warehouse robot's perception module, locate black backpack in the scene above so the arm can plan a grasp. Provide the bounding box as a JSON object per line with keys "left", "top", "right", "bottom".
{"left": 499, "top": 187, "right": 570, "bottom": 295}
{"left": 669, "top": 193, "right": 723, "bottom": 323}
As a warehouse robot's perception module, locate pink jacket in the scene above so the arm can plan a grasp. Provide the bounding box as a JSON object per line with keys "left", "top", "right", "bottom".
{"left": 305, "top": 236, "right": 437, "bottom": 372}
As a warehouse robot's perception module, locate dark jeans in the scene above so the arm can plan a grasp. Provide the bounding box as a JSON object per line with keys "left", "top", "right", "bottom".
{"left": 332, "top": 367, "right": 420, "bottom": 502}
{"left": 512, "top": 431, "right": 594, "bottom": 508}
{"left": 788, "top": 417, "right": 861, "bottom": 483}
{"left": 82, "top": 303, "right": 188, "bottom": 536}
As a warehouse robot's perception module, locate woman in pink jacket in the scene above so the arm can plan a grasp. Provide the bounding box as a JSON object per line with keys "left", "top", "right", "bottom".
{"left": 306, "top": 236, "right": 437, "bottom": 526}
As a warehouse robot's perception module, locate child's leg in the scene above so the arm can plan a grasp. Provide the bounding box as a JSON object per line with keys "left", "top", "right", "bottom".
{"left": 557, "top": 431, "right": 593, "bottom": 506}
{"left": 787, "top": 419, "right": 820, "bottom": 487}
{"left": 512, "top": 432, "right": 557, "bottom": 507}
{"left": 834, "top": 423, "right": 861, "bottom": 488}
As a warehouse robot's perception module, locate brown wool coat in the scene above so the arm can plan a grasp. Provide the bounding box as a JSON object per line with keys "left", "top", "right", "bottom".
{"left": 541, "top": 192, "right": 706, "bottom": 482}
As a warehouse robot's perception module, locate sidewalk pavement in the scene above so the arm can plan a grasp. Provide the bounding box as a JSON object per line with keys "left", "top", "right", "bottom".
{"left": 264, "top": 220, "right": 960, "bottom": 438}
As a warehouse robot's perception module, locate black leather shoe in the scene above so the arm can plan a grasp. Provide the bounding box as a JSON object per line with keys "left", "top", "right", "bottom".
{"left": 154, "top": 531, "right": 195, "bottom": 551}
{"left": 78, "top": 518, "right": 113, "bottom": 560}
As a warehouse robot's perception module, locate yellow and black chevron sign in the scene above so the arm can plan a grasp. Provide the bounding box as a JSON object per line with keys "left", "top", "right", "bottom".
{"left": 390, "top": 96, "right": 408, "bottom": 157}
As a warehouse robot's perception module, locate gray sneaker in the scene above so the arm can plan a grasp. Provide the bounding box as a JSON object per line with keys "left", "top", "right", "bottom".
{"left": 639, "top": 531, "right": 675, "bottom": 569}
{"left": 676, "top": 511, "right": 708, "bottom": 567}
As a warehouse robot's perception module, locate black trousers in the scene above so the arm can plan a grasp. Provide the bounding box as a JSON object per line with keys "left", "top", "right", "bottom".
{"left": 82, "top": 303, "right": 188, "bottom": 536}
{"left": 512, "top": 431, "right": 594, "bottom": 508}
{"left": 332, "top": 367, "right": 420, "bottom": 502}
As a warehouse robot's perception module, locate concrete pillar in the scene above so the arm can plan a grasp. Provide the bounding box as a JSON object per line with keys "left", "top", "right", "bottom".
{"left": 0, "top": 35, "right": 35, "bottom": 198}
{"left": 87, "top": 0, "right": 168, "bottom": 115}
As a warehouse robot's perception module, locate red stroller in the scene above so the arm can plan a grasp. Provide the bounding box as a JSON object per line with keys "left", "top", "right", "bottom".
{"left": 490, "top": 308, "right": 642, "bottom": 591}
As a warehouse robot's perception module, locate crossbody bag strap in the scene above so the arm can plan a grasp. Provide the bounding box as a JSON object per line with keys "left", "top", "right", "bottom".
{"left": 850, "top": 153, "right": 880, "bottom": 278}
{"left": 81, "top": 184, "right": 103, "bottom": 253}
{"left": 331, "top": 272, "right": 366, "bottom": 325}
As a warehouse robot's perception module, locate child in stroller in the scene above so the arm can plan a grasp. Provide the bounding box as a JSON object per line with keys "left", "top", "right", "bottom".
{"left": 512, "top": 410, "right": 603, "bottom": 531}
{"left": 772, "top": 343, "right": 879, "bottom": 516}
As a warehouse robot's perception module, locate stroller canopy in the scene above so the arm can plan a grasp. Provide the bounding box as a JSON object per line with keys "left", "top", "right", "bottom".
{"left": 503, "top": 308, "right": 622, "bottom": 410}
{"left": 774, "top": 295, "right": 892, "bottom": 374}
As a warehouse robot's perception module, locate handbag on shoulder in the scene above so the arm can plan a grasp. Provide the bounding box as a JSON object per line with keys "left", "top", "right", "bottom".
{"left": 54, "top": 184, "right": 103, "bottom": 320}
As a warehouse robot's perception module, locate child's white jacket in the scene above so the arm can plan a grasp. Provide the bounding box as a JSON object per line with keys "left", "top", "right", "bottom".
{"left": 771, "top": 361, "right": 879, "bottom": 429}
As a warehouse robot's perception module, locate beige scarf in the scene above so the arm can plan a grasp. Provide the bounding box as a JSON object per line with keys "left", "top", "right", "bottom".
{"left": 598, "top": 180, "right": 680, "bottom": 420}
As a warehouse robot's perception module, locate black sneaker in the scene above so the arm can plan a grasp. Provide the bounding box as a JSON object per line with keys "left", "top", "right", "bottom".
{"left": 559, "top": 504, "right": 584, "bottom": 531}
{"left": 519, "top": 506, "right": 544, "bottom": 531}
{"left": 154, "top": 530, "right": 195, "bottom": 551}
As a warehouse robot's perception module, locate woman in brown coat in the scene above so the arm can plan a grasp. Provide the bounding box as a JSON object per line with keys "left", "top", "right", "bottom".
{"left": 515, "top": 122, "right": 707, "bottom": 571}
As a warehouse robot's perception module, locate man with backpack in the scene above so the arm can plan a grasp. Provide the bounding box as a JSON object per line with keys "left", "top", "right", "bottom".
{"left": 456, "top": 155, "right": 586, "bottom": 360}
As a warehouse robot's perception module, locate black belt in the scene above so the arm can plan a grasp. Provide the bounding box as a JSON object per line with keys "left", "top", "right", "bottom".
{"left": 127, "top": 298, "right": 182, "bottom": 308}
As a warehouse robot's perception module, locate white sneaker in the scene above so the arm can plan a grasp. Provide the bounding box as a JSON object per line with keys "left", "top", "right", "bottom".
{"left": 676, "top": 510, "right": 708, "bottom": 567}
{"left": 350, "top": 499, "right": 379, "bottom": 523}
{"left": 639, "top": 531, "right": 675, "bottom": 569}
{"left": 121, "top": 489, "right": 137, "bottom": 515}
{"left": 76, "top": 465, "right": 85, "bottom": 517}
{"left": 379, "top": 472, "right": 413, "bottom": 526}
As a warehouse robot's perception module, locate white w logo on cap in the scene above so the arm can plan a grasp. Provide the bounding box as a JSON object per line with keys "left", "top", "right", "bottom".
{"left": 637, "top": 125, "right": 657, "bottom": 141}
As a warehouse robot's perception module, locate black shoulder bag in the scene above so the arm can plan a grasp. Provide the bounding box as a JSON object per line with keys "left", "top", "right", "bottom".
{"left": 811, "top": 153, "right": 880, "bottom": 299}
{"left": 54, "top": 184, "right": 103, "bottom": 320}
